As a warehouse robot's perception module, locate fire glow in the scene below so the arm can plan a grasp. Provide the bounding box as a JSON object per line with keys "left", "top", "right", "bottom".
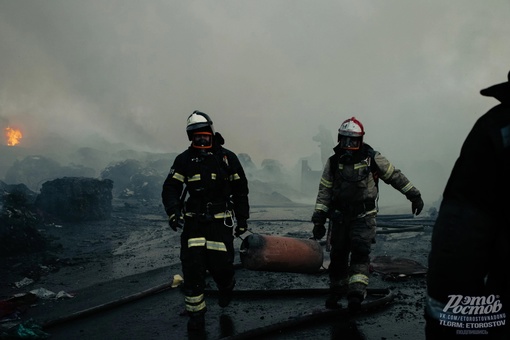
{"left": 5, "top": 127, "right": 23, "bottom": 146}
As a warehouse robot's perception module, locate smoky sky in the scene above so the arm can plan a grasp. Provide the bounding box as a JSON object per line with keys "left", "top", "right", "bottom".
{"left": 1, "top": 0, "right": 509, "bottom": 207}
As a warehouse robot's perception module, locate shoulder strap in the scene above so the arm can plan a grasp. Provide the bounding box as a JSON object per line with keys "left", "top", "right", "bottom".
{"left": 329, "top": 153, "right": 339, "bottom": 178}
{"left": 367, "top": 148, "right": 379, "bottom": 186}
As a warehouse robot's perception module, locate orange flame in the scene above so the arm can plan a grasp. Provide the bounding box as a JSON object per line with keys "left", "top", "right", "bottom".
{"left": 5, "top": 127, "right": 23, "bottom": 146}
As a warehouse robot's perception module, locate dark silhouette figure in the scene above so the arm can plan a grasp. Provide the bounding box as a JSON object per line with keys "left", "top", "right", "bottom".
{"left": 313, "top": 124, "right": 335, "bottom": 168}
{"left": 425, "top": 71, "right": 510, "bottom": 339}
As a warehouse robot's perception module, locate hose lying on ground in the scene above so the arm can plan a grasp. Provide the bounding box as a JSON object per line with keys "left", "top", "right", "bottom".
{"left": 220, "top": 288, "right": 395, "bottom": 340}
{"left": 41, "top": 281, "right": 175, "bottom": 329}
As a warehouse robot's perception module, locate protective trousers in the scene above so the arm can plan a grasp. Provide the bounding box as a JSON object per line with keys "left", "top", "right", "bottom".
{"left": 329, "top": 213, "right": 376, "bottom": 300}
{"left": 180, "top": 216, "right": 235, "bottom": 315}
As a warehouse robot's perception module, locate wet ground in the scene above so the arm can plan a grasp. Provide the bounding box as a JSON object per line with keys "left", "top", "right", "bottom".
{"left": 0, "top": 198, "right": 435, "bottom": 339}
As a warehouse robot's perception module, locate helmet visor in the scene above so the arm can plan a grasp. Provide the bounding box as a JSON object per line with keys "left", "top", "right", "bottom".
{"left": 339, "top": 136, "right": 361, "bottom": 150}
{"left": 192, "top": 132, "right": 213, "bottom": 149}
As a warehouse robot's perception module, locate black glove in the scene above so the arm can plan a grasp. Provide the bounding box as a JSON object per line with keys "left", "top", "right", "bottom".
{"left": 311, "top": 210, "right": 327, "bottom": 225}
{"left": 234, "top": 219, "right": 248, "bottom": 237}
{"left": 410, "top": 195, "right": 424, "bottom": 216}
{"left": 169, "top": 213, "right": 184, "bottom": 231}
{"left": 313, "top": 223, "right": 326, "bottom": 240}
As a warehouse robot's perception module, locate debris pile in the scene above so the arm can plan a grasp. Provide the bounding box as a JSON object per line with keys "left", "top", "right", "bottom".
{"left": 0, "top": 181, "right": 47, "bottom": 257}
{"left": 99, "top": 159, "right": 165, "bottom": 200}
{"left": 34, "top": 177, "right": 113, "bottom": 222}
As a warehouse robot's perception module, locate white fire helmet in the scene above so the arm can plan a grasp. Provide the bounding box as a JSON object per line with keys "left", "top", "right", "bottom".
{"left": 338, "top": 116, "right": 365, "bottom": 150}
{"left": 186, "top": 110, "right": 215, "bottom": 148}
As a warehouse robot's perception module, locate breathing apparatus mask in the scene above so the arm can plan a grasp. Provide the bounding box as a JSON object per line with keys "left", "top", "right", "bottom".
{"left": 192, "top": 131, "right": 213, "bottom": 149}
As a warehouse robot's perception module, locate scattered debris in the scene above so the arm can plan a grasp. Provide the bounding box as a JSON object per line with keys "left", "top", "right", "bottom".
{"left": 29, "top": 288, "right": 74, "bottom": 300}
{"left": 171, "top": 274, "right": 183, "bottom": 288}
{"left": 0, "top": 318, "right": 50, "bottom": 339}
{"left": 13, "top": 278, "right": 34, "bottom": 289}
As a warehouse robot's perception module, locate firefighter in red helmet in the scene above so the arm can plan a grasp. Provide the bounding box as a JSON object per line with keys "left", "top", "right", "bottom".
{"left": 162, "top": 110, "right": 250, "bottom": 332}
{"left": 311, "top": 116, "right": 424, "bottom": 312}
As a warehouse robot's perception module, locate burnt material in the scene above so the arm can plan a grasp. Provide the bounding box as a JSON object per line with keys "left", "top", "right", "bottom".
{"left": 35, "top": 177, "right": 113, "bottom": 222}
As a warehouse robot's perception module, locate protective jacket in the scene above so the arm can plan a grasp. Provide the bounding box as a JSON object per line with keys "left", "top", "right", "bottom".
{"left": 162, "top": 135, "right": 249, "bottom": 223}
{"left": 314, "top": 143, "right": 421, "bottom": 217}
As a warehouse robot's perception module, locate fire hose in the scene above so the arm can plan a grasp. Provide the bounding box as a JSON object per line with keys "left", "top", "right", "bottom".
{"left": 41, "top": 281, "right": 176, "bottom": 329}
{"left": 217, "top": 288, "right": 395, "bottom": 339}
{"left": 40, "top": 284, "right": 393, "bottom": 335}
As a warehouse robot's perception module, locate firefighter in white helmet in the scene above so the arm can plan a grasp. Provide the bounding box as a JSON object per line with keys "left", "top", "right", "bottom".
{"left": 162, "top": 110, "right": 250, "bottom": 332}
{"left": 311, "top": 116, "right": 424, "bottom": 312}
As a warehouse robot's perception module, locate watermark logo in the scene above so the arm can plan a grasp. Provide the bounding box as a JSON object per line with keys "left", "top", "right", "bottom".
{"left": 438, "top": 294, "right": 506, "bottom": 335}
{"left": 443, "top": 294, "right": 503, "bottom": 315}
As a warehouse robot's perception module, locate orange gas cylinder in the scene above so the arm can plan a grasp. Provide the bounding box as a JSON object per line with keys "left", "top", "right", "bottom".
{"left": 240, "top": 233, "right": 324, "bottom": 273}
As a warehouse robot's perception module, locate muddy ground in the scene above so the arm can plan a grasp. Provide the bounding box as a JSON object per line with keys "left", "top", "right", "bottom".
{"left": 0, "top": 198, "right": 435, "bottom": 340}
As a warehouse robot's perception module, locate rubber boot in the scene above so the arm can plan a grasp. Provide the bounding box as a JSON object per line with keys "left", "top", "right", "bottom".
{"left": 347, "top": 282, "right": 367, "bottom": 313}
{"left": 325, "top": 293, "right": 342, "bottom": 309}
{"left": 219, "top": 314, "right": 234, "bottom": 337}
{"left": 218, "top": 279, "right": 236, "bottom": 308}
{"left": 347, "top": 293, "right": 363, "bottom": 313}
{"left": 325, "top": 279, "right": 348, "bottom": 309}
{"left": 187, "top": 312, "right": 205, "bottom": 332}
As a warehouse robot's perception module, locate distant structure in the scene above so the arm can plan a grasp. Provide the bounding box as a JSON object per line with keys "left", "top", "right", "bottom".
{"left": 312, "top": 125, "right": 334, "bottom": 168}
{"left": 301, "top": 159, "right": 321, "bottom": 195}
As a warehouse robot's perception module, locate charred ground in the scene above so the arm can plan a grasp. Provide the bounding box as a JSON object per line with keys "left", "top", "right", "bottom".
{"left": 1, "top": 191, "right": 435, "bottom": 340}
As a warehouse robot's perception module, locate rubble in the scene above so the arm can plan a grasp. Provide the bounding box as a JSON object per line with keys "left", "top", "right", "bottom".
{"left": 99, "top": 159, "right": 165, "bottom": 200}
{"left": 0, "top": 181, "right": 47, "bottom": 257}
{"left": 34, "top": 177, "right": 113, "bottom": 222}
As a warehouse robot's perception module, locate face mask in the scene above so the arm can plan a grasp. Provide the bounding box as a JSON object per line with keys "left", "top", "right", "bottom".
{"left": 339, "top": 136, "right": 361, "bottom": 150}
{"left": 192, "top": 132, "right": 213, "bottom": 149}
